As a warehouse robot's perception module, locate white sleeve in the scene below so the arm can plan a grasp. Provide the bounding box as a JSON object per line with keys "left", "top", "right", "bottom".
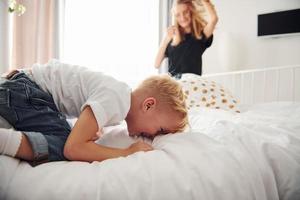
{"left": 81, "top": 84, "right": 131, "bottom": 129}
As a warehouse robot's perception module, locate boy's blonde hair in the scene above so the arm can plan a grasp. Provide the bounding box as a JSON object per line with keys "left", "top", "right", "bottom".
{"left": 136, "top": 74, "right": 188, "bottom": 132}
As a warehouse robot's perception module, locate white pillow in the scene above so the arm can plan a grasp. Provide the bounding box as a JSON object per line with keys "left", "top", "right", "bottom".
{"left": 178, "top": 73, "right": 240, "bottom": 113}
{"left": 188, "top": 107, "right": 235, "bottom": 134}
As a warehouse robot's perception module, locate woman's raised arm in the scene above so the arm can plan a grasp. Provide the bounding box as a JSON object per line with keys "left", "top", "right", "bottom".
{"left": 202, "top": 0, "right": 218, "bottom": 38}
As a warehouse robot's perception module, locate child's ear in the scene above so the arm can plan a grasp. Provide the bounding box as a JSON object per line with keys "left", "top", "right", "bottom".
{"left": 142, "top": 97, "right": 156, "bottom": 112}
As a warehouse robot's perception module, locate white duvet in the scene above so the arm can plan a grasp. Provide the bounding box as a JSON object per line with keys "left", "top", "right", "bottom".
{"left": 0, "top": 102, "right": 300, "bottom": 200}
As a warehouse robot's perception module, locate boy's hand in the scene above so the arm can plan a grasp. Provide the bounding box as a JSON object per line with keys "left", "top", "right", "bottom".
{"left": 127, "top": 141, "right": 153, "bottom": 155}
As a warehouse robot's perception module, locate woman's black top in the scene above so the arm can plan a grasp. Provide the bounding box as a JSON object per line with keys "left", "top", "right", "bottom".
{"left": 165, "top": 33, "right": 213, "bottom": 77}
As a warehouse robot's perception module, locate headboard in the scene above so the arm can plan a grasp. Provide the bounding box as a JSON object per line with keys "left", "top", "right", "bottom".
{"left": 203, "top": 65, "right": 300, "bottom": 105}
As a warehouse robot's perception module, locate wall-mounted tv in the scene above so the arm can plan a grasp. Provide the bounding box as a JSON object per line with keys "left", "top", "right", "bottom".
{"left": 257, "top": 8, "right": 300, "bottom": 37}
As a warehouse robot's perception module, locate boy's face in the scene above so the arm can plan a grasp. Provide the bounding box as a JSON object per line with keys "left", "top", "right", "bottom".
{"left": 127, "top": 98, "right": 182, "bottom": 139}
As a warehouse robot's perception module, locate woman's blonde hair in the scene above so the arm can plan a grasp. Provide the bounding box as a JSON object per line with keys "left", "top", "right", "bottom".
{"left": 137, "top": 74, "right": 188, "bottom": 132}
{"left": 172, "top": 0, "right": 207, "bottom": 44}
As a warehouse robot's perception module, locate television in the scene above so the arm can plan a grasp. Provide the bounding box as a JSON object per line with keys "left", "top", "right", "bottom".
{"left": 257, "top": 8, "right": 300, "bottom": 37}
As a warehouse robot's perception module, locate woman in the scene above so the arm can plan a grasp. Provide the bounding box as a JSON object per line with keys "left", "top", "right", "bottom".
{"left": 154, "top": 0, "right": 218, "bottom": 78}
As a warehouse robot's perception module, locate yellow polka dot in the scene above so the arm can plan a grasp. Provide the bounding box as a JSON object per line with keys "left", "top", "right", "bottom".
{"left": 193, "top": 87, "right": 198, "bottom": 91}
{"left": 202, "top": 97, "right": 206, "bottom": 102}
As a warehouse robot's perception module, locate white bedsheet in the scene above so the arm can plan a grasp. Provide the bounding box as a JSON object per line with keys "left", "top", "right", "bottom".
{"left": 1, "top": 102, "right": 300, "bottom": 200}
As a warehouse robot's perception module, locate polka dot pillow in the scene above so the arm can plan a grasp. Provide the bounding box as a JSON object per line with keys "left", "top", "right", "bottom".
{"left": 178, "top": 73, "right": 240, "bottom": 113}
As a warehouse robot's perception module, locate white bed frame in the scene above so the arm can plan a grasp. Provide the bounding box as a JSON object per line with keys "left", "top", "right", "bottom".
{"left": 203, "top": 65, "right": 300, "bottom": 105}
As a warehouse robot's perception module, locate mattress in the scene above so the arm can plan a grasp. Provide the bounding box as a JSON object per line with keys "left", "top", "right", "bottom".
{"left": 0, "top": 102, "right": 300, "bottom": 200}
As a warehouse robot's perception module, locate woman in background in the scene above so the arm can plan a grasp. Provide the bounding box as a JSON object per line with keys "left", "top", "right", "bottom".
{"left": 154, "top": 0, "right": 218, "bottom": 78}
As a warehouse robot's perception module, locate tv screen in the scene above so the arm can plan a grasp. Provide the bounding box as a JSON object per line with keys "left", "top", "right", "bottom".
{"left": 258, "top": 8, "right": 300, "bottom": 36}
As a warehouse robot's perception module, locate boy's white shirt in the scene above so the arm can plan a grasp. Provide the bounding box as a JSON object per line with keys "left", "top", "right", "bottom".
{"left": 29, "top": 59, "right": 131, "bottom": 131}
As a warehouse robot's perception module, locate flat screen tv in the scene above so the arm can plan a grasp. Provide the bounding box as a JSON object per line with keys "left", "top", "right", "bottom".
{"left": 257, "top": 8, "right": 300, "bottom": 37}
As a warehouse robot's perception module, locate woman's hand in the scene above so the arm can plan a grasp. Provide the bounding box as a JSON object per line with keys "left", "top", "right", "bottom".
{"left": 167, "top": 26, "right": 180, "bottom": 41}
{"left": 126, "top": 140, "right": 154, "bottom": 155}
{"left": 166, "top": 26, "right": 176, "bottom": 41}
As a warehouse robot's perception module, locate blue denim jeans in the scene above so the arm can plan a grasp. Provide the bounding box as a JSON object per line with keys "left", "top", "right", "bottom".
{"left": 0, "top": 72, "right": 71, "bottom": 164}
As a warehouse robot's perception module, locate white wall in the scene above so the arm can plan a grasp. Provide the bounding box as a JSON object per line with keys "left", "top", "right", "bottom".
{"left": 203, "top": 0, "right": 300, "bottom": 74}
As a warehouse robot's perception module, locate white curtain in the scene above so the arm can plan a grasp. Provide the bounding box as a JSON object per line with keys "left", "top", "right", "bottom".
{"left": 158, "top": 0, "right": 173, "bottom": 74}
{"left": 0, "top": 0, "right": 11, "bottom": 73}
{"left": 0, "top": 0, "right": 64, "bottom": 72}
{"left": 11, "top": 0, "right": 64, "bottom": 69}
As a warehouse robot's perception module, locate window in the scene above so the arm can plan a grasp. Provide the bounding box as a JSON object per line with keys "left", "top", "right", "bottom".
{"left": 63, "top": 0, "right": 159, "bottom": 87}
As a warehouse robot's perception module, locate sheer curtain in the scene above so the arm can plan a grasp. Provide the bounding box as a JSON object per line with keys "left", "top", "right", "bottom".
{"left": 158, "top": 0, "right": 174, "bottom": 74}
{"left": 0, "top": 0, "right": 65, "bottom": 73}
{"left": 11, "top": 0, "right": 64, "bottom": 69}
{"left": 0, "top": 0, "right": 64, "bottom": 72}
{"left": 63, "top": 0, "right": 159, "bottom": 87}
{"left": 0, "top": 0, "right": 11, "bottom": 73}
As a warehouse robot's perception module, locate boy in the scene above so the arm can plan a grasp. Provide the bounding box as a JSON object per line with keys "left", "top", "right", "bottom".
{"left": 0, "top": 60, "right": 188, "bottom": 165}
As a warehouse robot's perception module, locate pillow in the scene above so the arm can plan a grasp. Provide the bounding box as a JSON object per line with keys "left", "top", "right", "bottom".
{"left": 188, "top": 107, "right": 236, "bottom": 133}
{"left": 178, "top": 73, "right": 240, "bottom": 113}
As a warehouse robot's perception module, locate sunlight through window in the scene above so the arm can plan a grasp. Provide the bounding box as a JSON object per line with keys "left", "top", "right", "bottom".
{"left": 63, "top": 0, "right": 159, "bottom": 87}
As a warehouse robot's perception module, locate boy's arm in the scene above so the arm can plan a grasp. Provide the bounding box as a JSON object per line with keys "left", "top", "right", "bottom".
{"left": 64, "top": 106, "right": 153, "bottom": 162}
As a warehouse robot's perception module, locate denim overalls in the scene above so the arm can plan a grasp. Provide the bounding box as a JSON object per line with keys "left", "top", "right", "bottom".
{"left": 0, "top": 71, "right": 71, "bottom": 164}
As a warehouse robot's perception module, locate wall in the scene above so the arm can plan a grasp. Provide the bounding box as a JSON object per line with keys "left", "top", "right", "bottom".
{"left": 203, "top": 0, "right": 300, "bottom": 74}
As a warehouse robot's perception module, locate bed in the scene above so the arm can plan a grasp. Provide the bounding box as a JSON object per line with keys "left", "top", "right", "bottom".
{"left": 1, "top": 65, "right": 300, "bottom": 200}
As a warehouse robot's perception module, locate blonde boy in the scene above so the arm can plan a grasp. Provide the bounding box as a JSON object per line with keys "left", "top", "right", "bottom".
{"left": 0, "top": 60, "right": 188, "bottom": 165}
